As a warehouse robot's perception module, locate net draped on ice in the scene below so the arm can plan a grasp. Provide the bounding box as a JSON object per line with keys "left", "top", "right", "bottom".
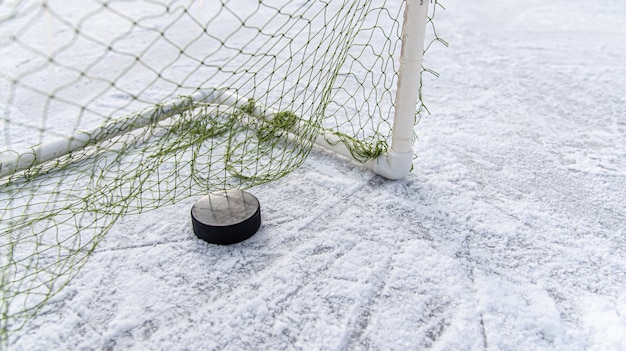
{"left": 0, "top": 0, "right": 444, "bottom": 342}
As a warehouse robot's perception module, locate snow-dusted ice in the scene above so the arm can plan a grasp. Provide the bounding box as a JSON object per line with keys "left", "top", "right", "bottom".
{"left": 9, "top": 0, "right": 626, "bottom": 350}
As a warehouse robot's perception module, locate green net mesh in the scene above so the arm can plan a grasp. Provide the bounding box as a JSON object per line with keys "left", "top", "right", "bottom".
{"left": 0, "top": 0, "right": 444, "bottom": 343}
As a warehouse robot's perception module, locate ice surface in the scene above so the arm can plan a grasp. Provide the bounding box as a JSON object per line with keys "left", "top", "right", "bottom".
{"left": 8, "top": 0, "right": 626, "bottom": 350}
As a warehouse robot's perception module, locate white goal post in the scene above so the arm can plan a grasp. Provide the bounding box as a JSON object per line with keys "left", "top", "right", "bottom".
{"left": 318, "top": 0, "right": 430, "bottom": 178}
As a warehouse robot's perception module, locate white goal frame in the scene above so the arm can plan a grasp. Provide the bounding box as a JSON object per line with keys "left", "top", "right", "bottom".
{"left": 0, "top": 0, "right": 430, "bottom": 180}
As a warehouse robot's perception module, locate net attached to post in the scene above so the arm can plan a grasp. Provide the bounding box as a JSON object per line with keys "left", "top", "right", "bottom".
{"left": 0, "top": 0, "right": 445, "bottom": 342}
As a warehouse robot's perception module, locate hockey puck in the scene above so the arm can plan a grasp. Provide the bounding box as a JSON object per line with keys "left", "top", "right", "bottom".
{"left": 191, "top": 189, "right": 261, "bottom": 245}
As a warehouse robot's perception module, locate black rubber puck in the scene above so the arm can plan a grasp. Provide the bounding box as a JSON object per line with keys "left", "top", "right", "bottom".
{"left": 191, "top": 189, "right": 261, "bottom": 245}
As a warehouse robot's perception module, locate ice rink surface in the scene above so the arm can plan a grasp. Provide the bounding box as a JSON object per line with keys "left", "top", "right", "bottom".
{"left": 10, "top": 0, "right": 626, "bottom": 350}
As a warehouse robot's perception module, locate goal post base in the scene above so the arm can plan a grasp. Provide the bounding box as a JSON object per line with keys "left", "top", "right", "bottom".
{"left": 371, "top": 151, "right": 413, "bottom": 180}
{"left": 314, "top": 133, "right": 412, "bottom": 180}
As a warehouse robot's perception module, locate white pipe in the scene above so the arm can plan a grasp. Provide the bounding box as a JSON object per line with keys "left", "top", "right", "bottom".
{"left": 374, "top": 0, "right": 430, "bottom": 180}
{"left": 0, "top": 89, "right": 221, "bottom": 178}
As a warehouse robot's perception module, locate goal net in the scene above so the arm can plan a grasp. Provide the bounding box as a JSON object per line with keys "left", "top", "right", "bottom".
{"left": 0, "top": 0, "right": 443, "bottom": 341}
